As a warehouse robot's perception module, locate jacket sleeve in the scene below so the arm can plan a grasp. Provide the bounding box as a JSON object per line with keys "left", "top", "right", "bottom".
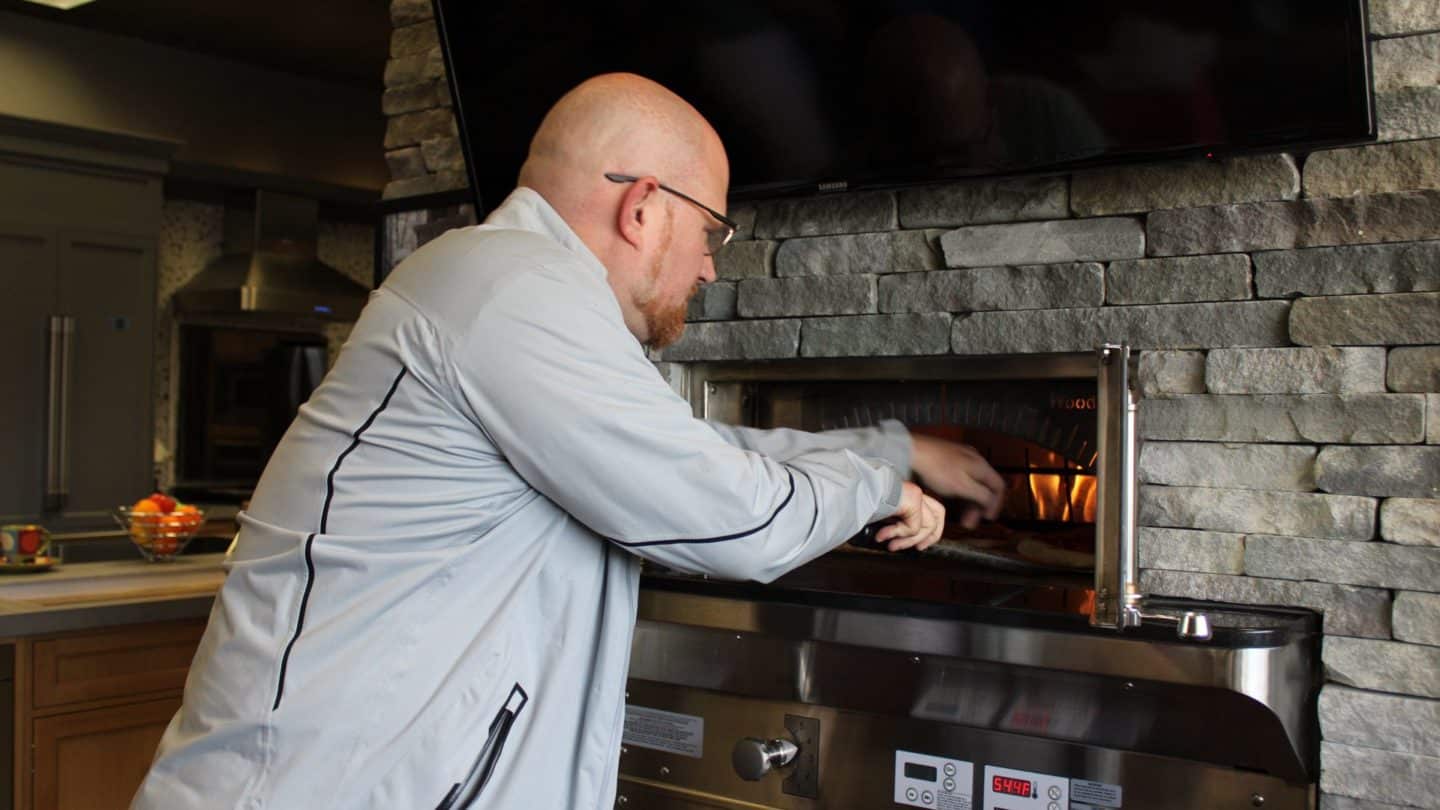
{"left": 704, "top": 420, "right": 913, "bottom": 477}
{"left": 446, "top": 268, "right": 904, "bottom": 583}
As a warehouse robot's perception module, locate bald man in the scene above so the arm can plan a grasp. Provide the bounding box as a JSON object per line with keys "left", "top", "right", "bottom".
{"left": 130, "top": 74, "right": 1001, "bottom": 810}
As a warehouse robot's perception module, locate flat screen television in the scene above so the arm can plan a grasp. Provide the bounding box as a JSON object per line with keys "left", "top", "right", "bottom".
{"left": 433, "top": 0, "right": 1374, "bottom": 210}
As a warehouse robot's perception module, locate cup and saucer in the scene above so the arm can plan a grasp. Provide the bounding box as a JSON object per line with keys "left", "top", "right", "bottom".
{"left": 0, "top": 525, "right": 59, "bottom": 574}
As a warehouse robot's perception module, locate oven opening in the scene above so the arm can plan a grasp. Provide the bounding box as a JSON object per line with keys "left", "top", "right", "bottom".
{"left": 736, "top": 376, "right": 1104, "bottom": 618}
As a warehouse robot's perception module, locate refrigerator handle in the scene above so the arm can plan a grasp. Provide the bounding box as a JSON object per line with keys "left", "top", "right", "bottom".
{"left": 44, "top": 315, "right": 73, "bottom": 513}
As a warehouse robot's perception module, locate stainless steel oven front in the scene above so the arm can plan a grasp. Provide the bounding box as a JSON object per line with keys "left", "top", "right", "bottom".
{"left": 619, "top": 347, "right": 1320, "bottom": 810}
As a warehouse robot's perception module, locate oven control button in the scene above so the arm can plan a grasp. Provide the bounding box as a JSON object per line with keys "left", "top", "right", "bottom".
{"left": 921, "top": 790, "right": 934, "bottom": 805}
{"left": 943, "top": 777, "right": 956, "bottom": 791}
{"left": 1047, "top": 803, "right": 1060, "bottom": 810}
{"left": 731, "top": 737, "right": 799, "bottom": 781}
{"left": 906, "top": 787, "right": 919, "bottom": 802}
{"left": 944, "top": 763, "right": 957, "bottom": 777}
{"left": 1049, "top": 785, "right": 1062, "bottom": 800}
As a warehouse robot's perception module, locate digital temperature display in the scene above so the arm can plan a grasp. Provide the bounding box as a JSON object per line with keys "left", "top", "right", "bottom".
{"left": 992, "top": 775, "right": 1034, "bottom": 798}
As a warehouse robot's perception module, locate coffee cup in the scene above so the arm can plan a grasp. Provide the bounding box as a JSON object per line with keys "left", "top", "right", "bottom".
{"left": 0, "top": 524, "right": 51, "bottom": 565}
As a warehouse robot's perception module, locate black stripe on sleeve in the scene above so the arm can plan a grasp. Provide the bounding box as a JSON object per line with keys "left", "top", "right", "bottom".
{"left": 609, "top": 468, "right": 803, "bottom": 548}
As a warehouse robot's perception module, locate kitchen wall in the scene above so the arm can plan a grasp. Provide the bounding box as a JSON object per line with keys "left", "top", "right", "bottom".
{"left": 152, "top": 199, "right": 374, "bottom": 490}
{"left": 383, "top": 0, "right": 1440, "bottom": 806}
{"left": 0, "top": 11, "right": 386, "bottom": 194}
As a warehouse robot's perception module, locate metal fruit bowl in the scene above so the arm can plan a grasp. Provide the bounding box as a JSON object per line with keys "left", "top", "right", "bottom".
{"left": 112, "top": 506, "right": 206, "bottom": 562}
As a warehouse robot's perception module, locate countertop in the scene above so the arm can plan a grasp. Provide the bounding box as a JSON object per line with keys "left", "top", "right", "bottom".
{"left": 0, "top": 553, "right": 225, "bottom": 638}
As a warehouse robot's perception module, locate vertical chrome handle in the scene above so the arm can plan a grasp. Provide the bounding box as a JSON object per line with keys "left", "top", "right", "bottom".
{"left": 45, "top": 315, "right": 73, "bottom": 512}
{"left": 1092, "top": 343, "right": 1139, "bottom": 629}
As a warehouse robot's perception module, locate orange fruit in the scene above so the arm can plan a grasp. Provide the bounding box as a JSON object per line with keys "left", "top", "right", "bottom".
{"left": 131, "top": 497, "right": 162, "bottom": 514}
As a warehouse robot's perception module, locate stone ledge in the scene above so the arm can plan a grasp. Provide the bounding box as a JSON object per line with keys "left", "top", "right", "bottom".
{"left": 657, "top": 320, "right": 800, "bottom": 362}
{"left": 1383, "top": 498, "right": 1440, "bottom": 546}
{"left": 1378, "top": 86, "right": 1440, "bottom": 142}
{"left": 1139, "top": 442, "right": 1316, "bottom": 491}
{"left": 950, "top": 301, "right": 1289, "bottom": 354}
{"left": 1139, "top": 570, "right": 1390, "bottom": 638}
{"left": 686, "top": 283, "right": 737, "bottom": 322}
{"left": 1291, "top": 292, "right": 1440, "bottom": 346}
{"left": 940, "top": 217, "right": 1143, "bottom": 267}
{"left": 1148, "top": 190, "right": 1440, "bottom": 256}
{"left": 383, "top": 108, "right": 457, "bottom": 150}
{"left": 1319, "top": 742, "right": 1440, "bottom": 809}
{"left": 1140, "top": 485, "right": 1375, "bottom": 540}
{"left": 382, "top": 171, "right": 467, "bottom": 201}
{"left": 1137, "top": 528, "right": 1244, "bottom": 574}
{"left": 800, "top": 314, "right": 951, "bottom": 358}
{"left": 1137, "top": 351, "right": 1205, "bottom": 397}
{"left": 1389, "top": 346, "right": 1440, "bottom": 392}
{"left": 1072, "top": 154, "right": 1299, "bottom": 216}
{"left": 1140, "top": 394, "right": 1427, "bottom": 444}
{"left": 1316, "top": 445, "right": 1440, "bottom": 499}
{"left": 1206, "top": 348, "right": 1387, "bottom": 394}
{"left": 1105, "top": 254, "right": 1251, "bottom": 305}
{"left": 391, "top": 0, "right": 432, "bottom": 26}
{"left": 1373, "top": 32, "right": 1440, "bottom": 93}
{"left": 1369, "top": 0, "right": 1440, "bottom": 36}
{"left": 390, "top": 20, "right": 439, "bottom": 58}
{"left": 774, "top": 231, "right": 937, "bottom": 277}
{"left": 1246, "top": 535, "right": 1440, "bottom": 592}
{"left": 1395, "top": 591, "right": 1440, "bottom": 646}
{"left": 714, "top": 241, "right": 775, "bottom": 281}
{"left": 384, "top": 147, "right": 426, "bottom": 181}
{"left": 1319, "top": 684, "right": 1440, "bottom": 757}
{"left": 898, "top": 177, "right": 1068, "bottom": 228}
{"left": 880, "top": 263, "right": 1103, "bottom": 313}
{"left": 753, "top": 192, "right": 896, "bottom": 239}
{"left": 737, "top": 276, "right": 876, "bottom": 318}
{"left": 1305, "top": 138, "right": 1440, "bottom": 199}
{"left": 1252, "top": 240, "right": 1440, "bottom": 298}
{"left": 1320, "top": 794, "right": 1416, "bottom": 810}
{"left": 1325, "top": 637, "right": 1440, "bottom": 699}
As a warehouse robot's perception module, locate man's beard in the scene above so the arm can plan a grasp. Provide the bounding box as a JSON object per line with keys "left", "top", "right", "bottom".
{"left": 636, "top": 214, "right": 696, "bottom": 350}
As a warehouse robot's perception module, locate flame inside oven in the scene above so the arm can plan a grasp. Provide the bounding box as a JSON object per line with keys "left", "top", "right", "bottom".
{"left": 1026, "top": 471, "right": 1097, "bottom": 523}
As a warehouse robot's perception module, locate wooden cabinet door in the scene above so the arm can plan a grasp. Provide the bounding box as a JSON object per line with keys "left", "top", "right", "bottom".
{"left": 55, "top": 230, "right": 156, "bottom": 526}
{"left": 31, "top": 621, "right": 203, "bottom": 710}
{"left": 31, "top": 697, "right": 179, "bottom": 810}
{"left": 0, "top": 222, "right": 58, "bottom": 523}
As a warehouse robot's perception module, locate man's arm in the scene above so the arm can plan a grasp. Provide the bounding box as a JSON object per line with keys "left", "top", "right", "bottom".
{"left": 450, "top": 270, "right": 942, "bottom": 581}
{"left": 709, "top": 421, "right": 1005, "bottom": 531}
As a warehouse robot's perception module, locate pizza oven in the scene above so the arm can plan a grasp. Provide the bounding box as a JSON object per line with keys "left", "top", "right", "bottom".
{"left": 620, "top": 347, "right": 1322, "bottom": 810}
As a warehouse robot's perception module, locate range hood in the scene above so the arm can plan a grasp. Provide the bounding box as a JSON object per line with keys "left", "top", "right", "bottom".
{"left": 174, "top": 190, "right": 369, "bottom": 321}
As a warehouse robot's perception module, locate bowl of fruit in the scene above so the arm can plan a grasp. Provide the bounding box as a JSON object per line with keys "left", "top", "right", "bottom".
{"left": 113, "top": 493, "right": 205, "bottom": 562}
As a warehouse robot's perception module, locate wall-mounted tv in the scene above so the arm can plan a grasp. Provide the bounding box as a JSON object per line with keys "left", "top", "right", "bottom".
{"left": 433, "top": 0, "right": 1374, "bottom": 210}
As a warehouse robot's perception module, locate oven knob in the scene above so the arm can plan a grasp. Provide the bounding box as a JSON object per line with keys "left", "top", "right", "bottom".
{"left": 731, "top": 737, "right": 799, "bottom": 781}
{"left": 1178, "top": 611, "right": 1213, "bottom": 641}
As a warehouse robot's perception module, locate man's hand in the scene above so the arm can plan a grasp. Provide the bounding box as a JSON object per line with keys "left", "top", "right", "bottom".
{"left": 909, "top": 433, "right": 1006, "bottom": 530}
{"left": 876, "top": 481, "right": 945, "bottom": 552}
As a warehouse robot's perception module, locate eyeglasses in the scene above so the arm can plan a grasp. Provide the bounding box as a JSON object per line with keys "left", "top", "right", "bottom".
{"left": 605, "top": 172, "right": 737, "bottom": 255}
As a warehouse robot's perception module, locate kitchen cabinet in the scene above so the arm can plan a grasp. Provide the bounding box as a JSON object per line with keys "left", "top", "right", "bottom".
{"left": 0, "top": 127, "right": 168, "bottom": 530}
{"left": 13, "top": 619, "right": 205, "bottom": 810}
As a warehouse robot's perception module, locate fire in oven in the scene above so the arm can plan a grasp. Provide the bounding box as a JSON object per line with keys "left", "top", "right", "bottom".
{"left": 620, "top": 347, "right": 1321, "bottom": 810}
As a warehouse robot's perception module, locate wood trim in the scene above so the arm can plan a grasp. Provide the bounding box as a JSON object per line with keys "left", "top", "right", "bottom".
{"left": 15, "top": 639, "right": 32, "bottom": 810}
{"left": 31, "top": 620, "right": 203, "bottom": 710}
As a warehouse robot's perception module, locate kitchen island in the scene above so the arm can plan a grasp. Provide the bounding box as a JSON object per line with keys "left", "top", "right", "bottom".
{"left": 0, "top": 554, "right": 226, "bottom": 810}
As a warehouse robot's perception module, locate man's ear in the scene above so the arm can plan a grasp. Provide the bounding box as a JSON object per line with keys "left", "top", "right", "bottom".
{"left": 615, "top": 176, "right": 663, "bottom": 250}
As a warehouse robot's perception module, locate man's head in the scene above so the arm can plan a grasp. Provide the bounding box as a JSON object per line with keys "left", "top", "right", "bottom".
{"left": 518, "top": 73, "right": 731, "bottom": 349}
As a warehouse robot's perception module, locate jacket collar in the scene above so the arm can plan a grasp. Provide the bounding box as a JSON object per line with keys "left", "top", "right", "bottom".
{"left": 483, "top": 187, "right": 609, "bottom": 281}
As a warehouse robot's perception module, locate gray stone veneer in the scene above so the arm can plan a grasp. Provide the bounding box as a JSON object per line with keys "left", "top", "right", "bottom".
{"left": 385, "top": 1, "right": 1440, "bottom": 803}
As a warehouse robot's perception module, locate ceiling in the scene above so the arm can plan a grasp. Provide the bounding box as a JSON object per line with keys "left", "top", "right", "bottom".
{"left": 0, "top": 0, "right": 390, "bottom": 89}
